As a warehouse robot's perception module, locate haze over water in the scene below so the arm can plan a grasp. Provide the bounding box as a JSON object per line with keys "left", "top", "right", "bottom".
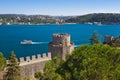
{"left": 0, "top": 24, "right": 120, "bottom": 58}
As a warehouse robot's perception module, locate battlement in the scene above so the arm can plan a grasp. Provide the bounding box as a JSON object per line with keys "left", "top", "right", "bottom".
{"left": 53, "top": 33, "right": 70, "bottom": 37}
{"left": 52, "top": 33, "right": 70, "bottom": 45}
{"left": 19, "top": 52, "right": 51, "bottom": 66}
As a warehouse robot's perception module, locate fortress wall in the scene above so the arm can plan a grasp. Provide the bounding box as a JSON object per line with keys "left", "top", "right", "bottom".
{"left": 19, "top": 52, "right": 51, "bottom": 78}
{"left": 62, "top": 43, "right": 74, "bottom": 59}
{"left": 49, "top": 43, "right": 74, "bottom": 60}
{"left": 0, "top": 71, "right": 5, "bottom": 80}
{"left": 68, "top": 43, "right": 74, "bottom": 53}
{"left": 19, "top": 52, "right": 51, "bottom": 65}
{"left": 49, "top": 44, "right": 63, "bottom": 58}
{"left": 20, "top": 61, "right": 47, "bottom": 78}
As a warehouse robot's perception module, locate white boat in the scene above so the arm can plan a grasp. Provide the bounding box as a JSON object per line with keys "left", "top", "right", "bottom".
{"left": 21, "top": 40, "right": 33, "bottom": 44}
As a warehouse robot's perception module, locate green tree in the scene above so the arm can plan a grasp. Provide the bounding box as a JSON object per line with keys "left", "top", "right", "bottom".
{"left": 38, "top": 44, "right": 120, "bottom": 80}
{"left": 57, "top": 44, "right": 120, "bottom": 80}
{"left": 34, "top": 72, "right": 44, "bottom": 80}
{"left": 41, "top": 56, "right": 63, "bottom": 80}
{"left": 89, "top": 31, "right": 101, "bottom": 45}
{"left": 0, "top": 52, "right": 6, "bottom": 71}
{"left": 5, "top": 51, "right": 20, "bottom": 80}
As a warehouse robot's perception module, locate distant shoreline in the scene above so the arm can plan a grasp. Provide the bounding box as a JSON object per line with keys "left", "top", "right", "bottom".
{"left": 1, "top": 13, "right": 120, "bottom": 26}
{"left": 1, "top": 23, "right": 120, "bottom": 26}
{"left": 0, "top": 23, "right": 78, "bottom": 26}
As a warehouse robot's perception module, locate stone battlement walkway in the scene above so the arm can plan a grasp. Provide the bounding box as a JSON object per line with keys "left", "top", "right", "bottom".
{"left": 19, "top": 58, "right": 51, "bottom": 66}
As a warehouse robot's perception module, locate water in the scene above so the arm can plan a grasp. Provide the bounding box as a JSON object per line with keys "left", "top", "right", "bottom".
{"left": 0, "top": 24, "right": 120, "bottom": 58}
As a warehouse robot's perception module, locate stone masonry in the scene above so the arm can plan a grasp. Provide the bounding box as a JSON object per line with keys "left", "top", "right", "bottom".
{"left": 48, "top": 33, "right": 74, "bottom": 60}
{"left": 19, "top": 52, "right": 51, "bottom": 79}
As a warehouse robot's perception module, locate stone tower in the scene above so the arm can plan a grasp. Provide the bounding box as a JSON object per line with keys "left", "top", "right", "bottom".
{"left": 48, "top": 33, "right": 74, "bottom": 60}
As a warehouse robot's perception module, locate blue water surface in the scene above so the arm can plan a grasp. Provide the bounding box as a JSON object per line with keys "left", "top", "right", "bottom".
{"left": 0, "top": 24, "right": 120, "bottom": 58}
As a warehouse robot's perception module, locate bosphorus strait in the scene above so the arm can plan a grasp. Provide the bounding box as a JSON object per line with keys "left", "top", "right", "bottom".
{"left": 0, "top": 24, "right": 120, "bottom": 58}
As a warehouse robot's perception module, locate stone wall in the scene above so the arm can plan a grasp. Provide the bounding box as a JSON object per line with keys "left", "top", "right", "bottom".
{"left": 0, "top": 71, "right": 5, "bottom": 80}
{"left": 19, "top": 52, "right": 51, "bottom": 79}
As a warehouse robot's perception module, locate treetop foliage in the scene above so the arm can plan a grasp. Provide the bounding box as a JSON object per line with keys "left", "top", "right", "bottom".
{"left": 5, "top": 51, "right": 20, "bottom": 80}
{"left": 89, "top": 31, "right": 101, "bottom": 45}
{"left": 38, "top": 44, "right": 120, "bottom": 80}
{"left": 0, "top": 52, "right": 6, "bottom": 71}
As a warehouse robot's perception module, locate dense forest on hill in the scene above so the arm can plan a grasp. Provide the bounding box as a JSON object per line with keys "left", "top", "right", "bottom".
{"left": 66, "top": 13, "right": 120, "bottom": 24}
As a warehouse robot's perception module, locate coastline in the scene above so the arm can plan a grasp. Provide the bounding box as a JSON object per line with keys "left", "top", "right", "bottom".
{"left": 0, "top": 23, "right": 78, "bottom": 26}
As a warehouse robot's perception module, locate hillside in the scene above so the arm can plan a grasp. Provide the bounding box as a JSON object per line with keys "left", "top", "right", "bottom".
{"left": 0, "top": 14, "right": 73, "bottom": 24}
{"left": 1, "top": 13, "right": 120, "bottom": 25}
{"left": 66, "top": 13, "right": 120, "bottom": 24}
{"left": 0, "top": 14, "right": 56, "bottom": 24}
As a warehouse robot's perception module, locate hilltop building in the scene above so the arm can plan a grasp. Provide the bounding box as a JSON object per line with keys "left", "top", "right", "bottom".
{"left": 49, "top": 33, "right": 74, "bottom": 60}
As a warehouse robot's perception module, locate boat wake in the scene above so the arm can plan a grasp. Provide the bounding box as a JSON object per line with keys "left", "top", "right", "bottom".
{"left": 31, "top": 42, "right": 48, "bottom": 44}
{"left": 74, "top": 45, "right": 80, "bottom": 47}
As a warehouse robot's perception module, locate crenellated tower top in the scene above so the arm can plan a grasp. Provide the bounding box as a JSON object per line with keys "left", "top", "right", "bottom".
{"left": 52, "top": 33, "right": 70, "bottom": 46}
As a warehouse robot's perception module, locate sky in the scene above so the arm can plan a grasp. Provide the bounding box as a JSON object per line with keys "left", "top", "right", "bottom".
{"left": 0, "top": 0, "right": 120, "bottom": 16}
